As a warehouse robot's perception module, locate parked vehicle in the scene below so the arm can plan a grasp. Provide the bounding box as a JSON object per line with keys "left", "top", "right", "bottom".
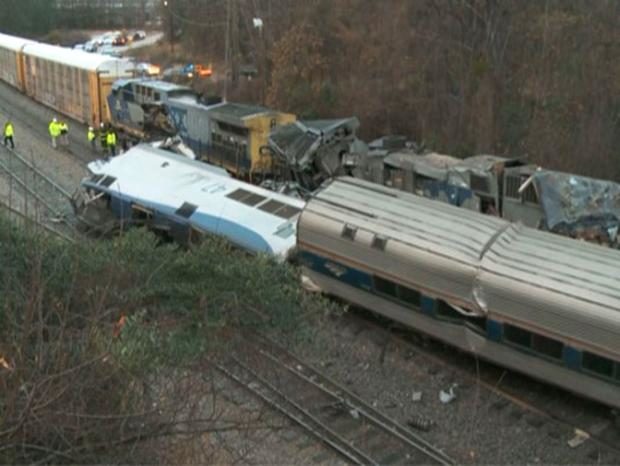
{"left": 133, "top": 30, "right": 147, "bottom": 41}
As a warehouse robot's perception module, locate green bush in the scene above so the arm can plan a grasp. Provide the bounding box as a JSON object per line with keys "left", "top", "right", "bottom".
{"left": 0, "top": 218, "right": 333, "bottom": 463}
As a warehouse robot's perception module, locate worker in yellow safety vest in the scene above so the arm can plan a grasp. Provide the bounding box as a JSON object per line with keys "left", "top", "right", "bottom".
{"left": 3, "top": 121, "right": 14, "bottom": 149}
{"left": 106, "top": 130, "right": 117, "bottom": 156}
{"left": 48, "top": 118, "right": 61, "bottom": 149}
{"left": 87, "top": 126, "right": 96, "bottom": 150}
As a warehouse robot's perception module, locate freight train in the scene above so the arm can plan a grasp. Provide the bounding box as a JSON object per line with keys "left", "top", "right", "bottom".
{"left": 75, "top": 148, "right": 620, "bottom": 409}
{"left": 107, "top": 77, "right": 296, "bottom": 181}
{"left": 0, "top": 32, "right": 134, "bottom": 126}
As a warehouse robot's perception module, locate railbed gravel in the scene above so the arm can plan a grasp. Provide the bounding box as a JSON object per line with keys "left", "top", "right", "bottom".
{"left": 287, "top": 312, "right": 620, "bottom": 464}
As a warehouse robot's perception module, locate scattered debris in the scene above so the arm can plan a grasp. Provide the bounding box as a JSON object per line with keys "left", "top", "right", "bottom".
{"left": 439, "top": 384, "right": 458, "bottom": 404}
{"left": 567, "top": 429, "right": 590, "bottom": 448}
{"left": 407, "top": 415, "right": 434, "bottom": 432}
{"left": 411, "top": 391, "right": 423, "bottom": 402}
{"left": 349, "top": 408, "right": 360, "bottom": 419}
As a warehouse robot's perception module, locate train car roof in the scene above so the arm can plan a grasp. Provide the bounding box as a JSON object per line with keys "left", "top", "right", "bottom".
{"left": 112, "top": 78, "right": 193, "bottom": 93}
{"left": 22, "top": 42, "right": 134, "bottom": 74}
{"left": 84, "top": 144, "right": 305, "bottom": 260}
{"left": 309, "top": 177, "right": 508, "bottom": 264}
{"left": 0, "top": 32, "right": 38, "bottom": 51}
{"left": 308, "top": 177, "right": 620, "bottom": 356}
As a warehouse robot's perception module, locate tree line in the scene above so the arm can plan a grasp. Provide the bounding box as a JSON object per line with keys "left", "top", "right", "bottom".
{"left": 2, "top": 0, "right": 619, "bottom": 181}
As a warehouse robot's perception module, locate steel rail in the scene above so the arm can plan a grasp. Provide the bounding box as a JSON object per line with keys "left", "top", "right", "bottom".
{"left": 249, "top": 334, "right": 454, "bottom": 465}
{"left": 221, "top": 333, "right": 454, "bottom": 465}
{"left": 255, "top": 344, "right": 454, "bottom": 465}
{"left": 0, "top": 147, "right": 79, "bottom": 238}
{"left": 217, "top": 361, "right": 374, "bottom": 465}
{"left": 0, "top": 200, "right": 74, "bottom": 242}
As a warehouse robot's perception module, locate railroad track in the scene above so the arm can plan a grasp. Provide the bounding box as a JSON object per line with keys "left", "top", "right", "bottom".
{"left": 218, "top": 333, "right": 454, "bottom": 466}
{"left": 0, "top": 145, "right": 80, "bottom": 241}
{"left": 344, "top": 311, "right": 620, "bottom": 459}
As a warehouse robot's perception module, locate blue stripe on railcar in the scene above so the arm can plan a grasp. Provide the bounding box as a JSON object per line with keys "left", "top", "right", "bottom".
{"left": 106, "top": 192, "right": 273, "bottom": 254}
{"left": 299, "top": 247, "right": 620, "bottom": 386}
{"left": 298, "top": 250, "right": 373, "bottom": 291}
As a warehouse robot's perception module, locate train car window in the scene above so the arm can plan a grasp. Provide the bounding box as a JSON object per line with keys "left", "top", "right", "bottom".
{"left": 505, "top": 176, "right": 520, "bottom": 199}
{"left": 582, "top": 351, "right": 614, "bottom": 378}
{"left": 522, "top": 184, "right": 538, "bottom": 204}
{"left": 470, "top": 174, "right": 490, "bottom": 194}
{"left": 272, "top": 204, "right": 302, "bottom": 220}
{"left": 371, "top": 235, "right": 387, "bottom": 251}
{"left": 175, "top": 202, "right": 198, "bottom": 219}
{"left": 154, "top": 92, "right": 161, "bottom": 101}
{"left": 239, "top": 192, "right": 267, "bottom": 207}
{"left": 374, "top": 276, "right": 398, "bottom": 298}
{"left": 226, "top": 189, "right": 266, "bottom": 206}
{"left": 436, "top": 300, "right": 464, "bottom": 321}
{"left": 398, "top": 286, "right": 420, "bottom": 307}
{"left": 341, "top": 224, "right": 357, "bottom": 240}
{"left": 90, "top": 174, "right": 105, "bottom": 184}
{"left": 226, "top": 188, "right": 249, "bottom": 200}
{"left": 503, "top": 324, "right": 532, "bottom": 348}
{"left": 99, "top": 176, "right": 117, "bottom": 188}
{"left": 531, "top": 334, "right": 563, "bottom": 360}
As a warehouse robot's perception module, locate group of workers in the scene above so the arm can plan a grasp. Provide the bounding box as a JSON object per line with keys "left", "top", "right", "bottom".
{"left": 3, "top": 117, "right": 121, "bottom": 156}
{"left": 48, "top": 118, "right": 70, "bottom": 149}
{"left": 88, "top": 123, "right": 118, "bottom": 156}
{"left": 47, "top": 118, "right": 118, "bottom": 156}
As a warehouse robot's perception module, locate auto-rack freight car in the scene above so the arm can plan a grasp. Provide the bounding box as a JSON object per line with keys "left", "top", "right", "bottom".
{"left": 0, "top": 32, "right": 37, "bottom": 91}
{"left": 0, "top": 31, "right": 134, "bottom": 127}
{"left": 297, "top": 177, "right": 620, "bottom": 408}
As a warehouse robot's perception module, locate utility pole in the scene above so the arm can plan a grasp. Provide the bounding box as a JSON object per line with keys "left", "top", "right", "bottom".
{"left": 164, "top": 0, "right": 173, "bottom": 54}
{"left": 224, "top": 0, "right": 231, "bottom": 101}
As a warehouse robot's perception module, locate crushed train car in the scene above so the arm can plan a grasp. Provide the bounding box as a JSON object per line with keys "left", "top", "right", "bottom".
{"left": 268, "top": 117, "right": 368, "bottom": 192}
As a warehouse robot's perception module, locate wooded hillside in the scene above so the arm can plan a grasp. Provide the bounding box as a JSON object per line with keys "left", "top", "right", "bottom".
{"left": 178, "top": 0, "right": 620, "bottom": 180}
{"left": 5, "top": 0, "right": 620, "bottom": 180}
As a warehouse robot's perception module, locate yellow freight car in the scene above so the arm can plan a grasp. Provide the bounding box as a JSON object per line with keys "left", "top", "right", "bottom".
{"left": 0, "top": 32, "right": 36, "bottom": 92}
{"left": 21, "top": 42, "right": 134, "bottom": 126}
{"left": 0, "top": 32, "right": 133, "bottom": 127}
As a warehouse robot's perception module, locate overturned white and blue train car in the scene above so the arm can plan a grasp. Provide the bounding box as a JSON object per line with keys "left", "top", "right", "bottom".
{"left": 297, "top": 177, "right": 620, "bottom": 408}
{"left": 75, "top": 144, "right": 304, "bottom": 261}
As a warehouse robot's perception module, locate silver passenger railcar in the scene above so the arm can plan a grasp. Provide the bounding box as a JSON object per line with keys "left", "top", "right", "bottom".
{"left": 297, "top": 177, "right": 620, "bottom": 408}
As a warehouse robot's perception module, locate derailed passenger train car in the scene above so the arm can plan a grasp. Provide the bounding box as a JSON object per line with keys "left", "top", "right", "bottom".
{"left": 297, "top": 177, "right": 620, "bottom": 408}
{"left": 74, "top": 144, "right": 304, "bottom": 261}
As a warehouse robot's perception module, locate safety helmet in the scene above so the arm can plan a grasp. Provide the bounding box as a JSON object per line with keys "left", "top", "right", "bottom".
{"left": 53, "top": 117, "right": 57, "bottom": 122}
{"left": 89, "top": 126, "right": 93, "bottom": 130}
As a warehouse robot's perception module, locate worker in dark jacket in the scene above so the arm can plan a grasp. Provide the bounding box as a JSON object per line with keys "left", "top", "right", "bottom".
{"left": 87, "top": 126, "right": 96, "bottom": 150}
{"left": 99, "top": 123, "right": 108, "bottom": 154}
{"left": 3, "top": 121, "right": 14, "bottom": 149}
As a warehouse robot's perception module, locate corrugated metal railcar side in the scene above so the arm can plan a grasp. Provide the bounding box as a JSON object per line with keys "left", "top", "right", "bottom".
{"left": 0, "top": 33, "right": 36, "bottom": 91}
{"left": 21, "top": 42, "right": 133, "bottom": 126}
{"left": 480, "top": 225, "right": 620, "bottom": 360}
